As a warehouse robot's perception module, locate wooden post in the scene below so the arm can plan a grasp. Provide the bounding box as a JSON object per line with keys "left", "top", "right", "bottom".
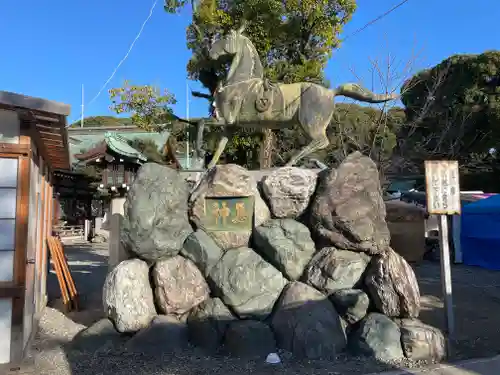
{"left": 84, "top": 219, "right": 90, "bottom": 241}
{"left": 424, "top": 160, "right": 461, "bottom": 358}
{"left": 437, "top": 214, "right": 455, "bottom": 353}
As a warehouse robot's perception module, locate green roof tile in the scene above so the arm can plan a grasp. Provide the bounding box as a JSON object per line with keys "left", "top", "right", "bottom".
{"left": 68, "top": 125, "right": 170, "bottom": 165}
{"left": 104, "top": 132, "right": 147, "bottom": 161}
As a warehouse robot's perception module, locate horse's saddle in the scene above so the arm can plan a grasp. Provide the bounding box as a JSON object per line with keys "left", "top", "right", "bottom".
{"left": 255, "top": 79, "right": 278, "bottom": 113}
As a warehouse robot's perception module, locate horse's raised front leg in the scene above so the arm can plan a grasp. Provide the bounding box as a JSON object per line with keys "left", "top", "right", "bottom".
{"left": 207, "top": 127, "right": 230, "bottom": 169}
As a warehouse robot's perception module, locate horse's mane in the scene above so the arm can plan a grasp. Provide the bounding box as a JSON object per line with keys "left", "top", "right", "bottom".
{"left": 240, "top": 35, "right": 264, "bottom": 78}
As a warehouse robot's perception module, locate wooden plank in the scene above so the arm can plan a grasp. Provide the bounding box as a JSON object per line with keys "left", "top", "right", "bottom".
{"left": 33, "top": 114, "right": 60, "bottom": 123}
{"left": 45, "top": 147, "right": 66, "bottom": 153}
{"left": 25, "top": 119, "right": 55, "bottom": 176}
{"left": 10, "top": 133, "right": 31, "bottom": 363}
{"left": 0, "top": 91, "right": 71, "bottom": 116}
{"left": 45, "top": 145, "right": 66, "bottom": 152}
{"left": 54, "top": 238, "right": 79, "bottom": 311}
{"left": 0, "top": 284, "right": 23, "bottom": 298}
{"left": 41, "top": 142, "right": 64, "bottom": 149}
{"left": 34, "top": 124, "right": 61, "bottom": 132}
{"left": 47, "top": 237, "right": 71, "bottom": 312}
{"left": 37, "top": 130, "right": 63, "bottom": 140}
{"left": 0, "top": 143, "right": 30, "bottom": 156}
{"left": 40, "top": 137, "right": 64, "bottom": 144}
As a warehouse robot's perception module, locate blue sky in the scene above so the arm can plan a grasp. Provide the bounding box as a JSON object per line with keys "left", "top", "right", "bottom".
{"left": 0, "top": 0, "right": 498, "bottom": 125}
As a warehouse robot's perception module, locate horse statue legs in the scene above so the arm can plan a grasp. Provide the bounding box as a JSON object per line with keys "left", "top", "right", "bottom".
{"left": 201, "top": 103, "right": 332, "bottom": 169}
{"left": 204, "top": 122, "right": 327, "bottom": 169}
{"left": 193, "top": 118, "right": 229, "bottom": 170}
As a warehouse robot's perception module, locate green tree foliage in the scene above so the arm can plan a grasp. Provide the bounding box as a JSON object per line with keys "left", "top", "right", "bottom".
{"left": 181, "top": 0, "right": 356, "bottom": 90}
{"left": 127, "top": 138, "right": 166, "bottom": 163}
{"left": 69, "top": 115, "right": 133, "bottom": 128}
{"left": 109, "top": 81, "right": 177, "bottom": 131}
{"left": 168, "top": 0, "right": 356, "bottom": 168}
{"left": 328, "top": 104, "right": 404, "bottom": 163}
{"left": 399, "top": 51, "right": 500, "bottom": 172}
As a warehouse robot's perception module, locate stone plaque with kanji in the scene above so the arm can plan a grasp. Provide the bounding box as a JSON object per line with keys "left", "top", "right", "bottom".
{"left": 201, "top": 196, "right": 255, "bottom": 232}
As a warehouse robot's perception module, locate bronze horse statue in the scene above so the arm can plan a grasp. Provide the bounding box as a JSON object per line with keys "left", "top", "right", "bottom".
{"left": 196, "top": 24, "right": 398, "bottom": 168}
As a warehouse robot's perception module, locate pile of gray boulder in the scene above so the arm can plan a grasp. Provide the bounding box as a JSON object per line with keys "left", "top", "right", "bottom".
{"left": 77, "top": 152, "right": 445, "bottom": 363}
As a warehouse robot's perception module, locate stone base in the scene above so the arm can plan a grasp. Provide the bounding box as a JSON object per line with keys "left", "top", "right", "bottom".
{"left": 100, "top": 157, "right": 442, "bottom": 362}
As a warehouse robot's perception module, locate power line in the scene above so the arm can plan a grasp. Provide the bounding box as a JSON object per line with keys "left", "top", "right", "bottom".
{"left": 87, "top": 0, "right": 158, "bottom": 106}
{"left": 341, "top": 0, "right": 411, "bottom": 42}
{"left": 68, "top": 0, "right": 158, "bottom": 126}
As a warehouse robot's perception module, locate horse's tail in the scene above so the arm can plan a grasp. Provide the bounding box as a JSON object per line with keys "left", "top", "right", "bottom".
{"left": 332, "top": 83, "right": 399, "bottom": 103}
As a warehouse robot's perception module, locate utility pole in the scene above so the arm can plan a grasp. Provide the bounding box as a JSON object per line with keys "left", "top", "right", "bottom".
{"left": 186, "top": 81, "right": 190, "bottom": 169}
{"left": 80, "top": 84, "right": 85, "bottom": 128}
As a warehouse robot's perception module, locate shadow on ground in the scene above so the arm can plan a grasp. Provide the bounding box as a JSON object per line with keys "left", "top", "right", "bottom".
{"left": 415, "top": 262, "right": 500, "bottom": 361}
{"left": 46, "top": 242, "right": 108, "bottom": 326}
{"left": 40, "top": 243, "right": 500, "bottom": 375}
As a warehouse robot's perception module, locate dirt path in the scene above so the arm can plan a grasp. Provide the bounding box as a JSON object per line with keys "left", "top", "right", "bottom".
{"left": 45, "top": 240, "right": 108, "bottom": 326}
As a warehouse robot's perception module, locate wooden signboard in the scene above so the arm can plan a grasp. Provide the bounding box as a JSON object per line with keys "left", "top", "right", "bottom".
{"left": 424, "top": 160, "right": 460, "bottom": 357}
{"left": 424, "top": 160, "right": 461, "bottom": 215}
{"left": 202, "top": 196, "right": 255, "bottom": 232}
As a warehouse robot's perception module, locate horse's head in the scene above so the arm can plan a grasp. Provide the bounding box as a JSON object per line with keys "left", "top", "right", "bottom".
{"left": 209, "top": 23, "right": 247, "bottom": 61}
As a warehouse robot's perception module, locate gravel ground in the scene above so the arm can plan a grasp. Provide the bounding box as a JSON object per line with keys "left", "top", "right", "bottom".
{"left": 16, "top": 241, "right": 500, "bottom": 375}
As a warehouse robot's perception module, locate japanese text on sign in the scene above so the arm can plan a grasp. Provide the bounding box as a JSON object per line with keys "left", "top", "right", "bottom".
{"left": 425, "top": 160, "right": 461, "bottom": 215}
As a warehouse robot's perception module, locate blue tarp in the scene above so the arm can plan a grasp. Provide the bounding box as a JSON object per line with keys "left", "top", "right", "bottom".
{"left": 461, "top": 194, "right": 500, "bottom": 270}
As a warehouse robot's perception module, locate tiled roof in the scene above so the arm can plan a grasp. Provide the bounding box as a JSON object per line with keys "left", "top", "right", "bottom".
{"left": 68, "top": 125, "right": 169, "bottom": 165}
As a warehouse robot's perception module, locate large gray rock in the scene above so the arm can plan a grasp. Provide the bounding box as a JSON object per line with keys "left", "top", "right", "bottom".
{"left": 330, "top": 289, "right": 370, "bottom": 325}
{"left": 350, "top": 313, "right": 405, "bottom": 362}
{"left": 209, "top": 247, "right": 287, "bottom": 320}
{"left": 399, "top": 319, "right": 446, "bottom": 361}
{"left": 189, "top": 164, "right": 270, "bottom": 250}
{"left": 121, "top": 163, "right": 193, "bottom": 261}
{"left": 271, "top": 282, "right": 347, "bottom": 359}
{"left": 71, "top": 319, "right": 123, "bottom": 353}
{"left": 181, "top": 230, "right": 224, "bottom": 277}
{"left": 103, "top": 259, "right": 156, "bottom": 333}
{"left": 365, "top": 248, "right": 421, "bottom": 318}
{"left": 261, "top": 167, "right": 318, "bottom": 218}
{"left": 253, "top": 219, "right": 315, "bottom": 280}
{"left": 223, "top": 320, "right": 277, "bottom": 358}
{"left": 152, "top": 256, "right": 210, "bottom": 316}
{"left": 187, "top": 298, "right": 235, "bottom": 351}
{"left": 125, "top": 315, "right": 189, "bottom": 353}
{"left": 303, "top": 247, "right": 371, "bottom": 295}
{"left": 309, "top": 152, "right": 390, "bottom": 255}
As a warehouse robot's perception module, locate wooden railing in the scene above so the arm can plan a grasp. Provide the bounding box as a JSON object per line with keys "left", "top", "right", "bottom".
{"left": 52, "top": 222, "right": 85, "bottom": 239}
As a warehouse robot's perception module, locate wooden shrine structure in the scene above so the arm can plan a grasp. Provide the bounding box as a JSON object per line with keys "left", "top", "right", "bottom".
{"left": 51, "top": 169, "right": 98, "bottom": 226}
{"left": 0, "top": 91, "right": 71, "bottom": 366}
{"left": 73, "top": 132, "right": 148, "bottom": 196}
{"left": 63, "top": 126, "right": 170, "bottom": 221}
